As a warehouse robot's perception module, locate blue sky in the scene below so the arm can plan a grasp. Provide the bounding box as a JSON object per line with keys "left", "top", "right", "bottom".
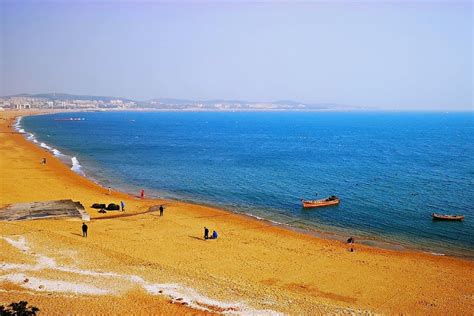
{"left": 0, "top": 1, "right": 472, "bottom": 110}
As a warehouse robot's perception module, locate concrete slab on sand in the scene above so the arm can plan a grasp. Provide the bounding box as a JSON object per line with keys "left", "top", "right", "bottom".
{"left": 0, "top": 199, "right": 89, "bottom": 221}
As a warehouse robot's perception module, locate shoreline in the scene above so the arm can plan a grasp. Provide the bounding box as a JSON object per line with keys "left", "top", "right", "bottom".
{"left": 15, "top": 110, "right": 473, "bottom": 260}
{"left": 1, "top": 109, "right": 473, "bottom": 314}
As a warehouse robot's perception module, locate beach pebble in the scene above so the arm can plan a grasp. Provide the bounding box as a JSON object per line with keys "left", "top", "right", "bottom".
{"left": 23, "top": 278, "right": 29, "bottom": 283}
{"left": 39, "top": 285, "right": 44, "bottom": 289}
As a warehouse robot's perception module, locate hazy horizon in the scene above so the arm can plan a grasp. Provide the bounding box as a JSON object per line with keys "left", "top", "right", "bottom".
{"left": 1, "top": 1, "right": 472, "bottom": 110}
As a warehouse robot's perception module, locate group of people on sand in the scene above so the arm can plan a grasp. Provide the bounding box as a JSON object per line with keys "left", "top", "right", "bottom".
{"left": 204, "top": 227, "right": 218, "bottom": 240}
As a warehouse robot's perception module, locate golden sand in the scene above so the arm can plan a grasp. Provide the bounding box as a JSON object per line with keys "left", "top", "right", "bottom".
{"left": 0, "top": 110, "right": 473, "bottom": 315}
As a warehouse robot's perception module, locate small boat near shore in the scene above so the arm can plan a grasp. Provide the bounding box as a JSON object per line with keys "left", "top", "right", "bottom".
{"left": 432, "top": 213, "right": 464, "bottom": 221}
{"left": 301, "top": 196, "right": 340, "bottom": 208}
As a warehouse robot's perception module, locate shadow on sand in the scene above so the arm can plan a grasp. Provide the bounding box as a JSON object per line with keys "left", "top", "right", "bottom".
{"left": 188, "top": 235, "right": 205, "bottom": 241}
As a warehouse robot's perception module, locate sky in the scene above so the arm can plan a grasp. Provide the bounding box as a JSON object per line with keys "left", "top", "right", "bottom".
{"left": 0, "top": 1, "right": 472, "bottom": 110}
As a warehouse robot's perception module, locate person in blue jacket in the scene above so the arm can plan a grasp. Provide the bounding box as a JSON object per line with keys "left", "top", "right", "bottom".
{"left": 212, "top": 230, "right": 218, "bottom": 239}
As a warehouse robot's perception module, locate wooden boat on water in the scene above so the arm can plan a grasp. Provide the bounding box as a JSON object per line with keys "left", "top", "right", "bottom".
{"left": 432, "top": 213, "right": 464, "bottom": 221}
{"left": 301, "top": 196, "right": 340, "bottom": 208}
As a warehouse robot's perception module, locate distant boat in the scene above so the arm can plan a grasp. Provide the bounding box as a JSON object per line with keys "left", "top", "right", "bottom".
{"left": 301, "top": 196, "right": 340, "bottom": 208}
{"left": 432, "top": 213, "right": 464, "bottom": 221}
{"left": 54, "top": 118, "right": 85, "bottom": 121}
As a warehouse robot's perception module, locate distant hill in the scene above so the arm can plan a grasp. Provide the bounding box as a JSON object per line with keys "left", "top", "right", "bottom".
{"left": 148, "top": 98, "right": 197, "bottom": 105}
{"left": 1, "top": 92, "right": 361, "bottom": 111}
{"left": 5, "top": 93, "right": 134, "bottom": 102}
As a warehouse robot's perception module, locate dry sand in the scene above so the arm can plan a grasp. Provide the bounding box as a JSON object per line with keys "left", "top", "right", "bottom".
{"left": 0, "top": 110, "right": 473, "bottom": 315}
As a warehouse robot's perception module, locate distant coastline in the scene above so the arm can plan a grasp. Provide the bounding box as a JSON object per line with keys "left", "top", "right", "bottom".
{"left": 0, "top": 92, "right": 381, "bottom": 111}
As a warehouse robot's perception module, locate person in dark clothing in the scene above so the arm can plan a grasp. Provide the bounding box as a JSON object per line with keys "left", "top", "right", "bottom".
{"left": 121, "top": 201, "right": 125, "bottom": 212}
{"left": 347, "top": 237, "right": 354, "bottom": 252}
{"left": 82, "top": 223, "right": 88, "bottom": 237}
{"left": 204, "top": 227, "right": 209, "bottom": 240}
{"left": 159, "top": 205, "right": 164, "bottom": 216}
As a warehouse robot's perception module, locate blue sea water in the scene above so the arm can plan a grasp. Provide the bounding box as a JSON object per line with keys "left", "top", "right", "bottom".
{"left": 21, "top": 112, "right": 474, "bottom": 257}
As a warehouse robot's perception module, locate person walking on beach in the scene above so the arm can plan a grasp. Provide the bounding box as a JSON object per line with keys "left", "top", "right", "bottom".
{"left": 107, "top": 186, "right": 112, "bottom": 195}
{"left": 347, "top": 237, "right": 355, "bottom": 252}
{"left": 140, "top": 189, "right": 145, "bottom": 199}
{"left": 121, "top": 201, "right": 125, "bottom": 212}
{"left": 82, "top": 223, "right": 88, "bottom": 238}
{"left": 204, "top": 227, "right": 209, "bottom": 240}
{"left": 159, "top": 205, "right": 164, "bottom": 216}
{"left": 41, "top": 158, "right": 46, "bottom": 165}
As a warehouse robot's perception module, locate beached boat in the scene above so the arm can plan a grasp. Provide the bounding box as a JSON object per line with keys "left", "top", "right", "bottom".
{"left": 432, "top": 213, "right": 464, "bottom": 221}
{"left": 301, "top": 196, "right": 340, "bottom": 208}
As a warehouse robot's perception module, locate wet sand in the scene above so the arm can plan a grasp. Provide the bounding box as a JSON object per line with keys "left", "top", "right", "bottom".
{"left": 1, "top": 110, "right": 473, "bottom": 315}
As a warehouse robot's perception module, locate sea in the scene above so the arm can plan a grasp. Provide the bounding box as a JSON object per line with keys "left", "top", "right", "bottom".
{"left": 19, "top": 111, "right": 474, "bottom": 258}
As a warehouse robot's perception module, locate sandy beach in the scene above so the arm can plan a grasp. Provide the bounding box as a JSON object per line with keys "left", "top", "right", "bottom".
{"left": 0, "top": 110, "right": 473, "bottom": 315}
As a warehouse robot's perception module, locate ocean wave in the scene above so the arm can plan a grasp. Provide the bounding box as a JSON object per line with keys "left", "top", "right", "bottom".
{"left": 18, "top": 121, "right": 62, "bottom": 156}
{"left": 245, "top": 213, "right": 264, "bottom": 221}
{"left": 71, "top": 157, "right": 84, "bottom": 174}
{"left": 38, "top": 142, "right": 62, "bottom": 157}
{"left": 13, "top": 117, "right": 22, "bottom": 129}
{"left": 40, "top": 142, "right": 52, "bottom": 150}
{"left": 13, "top": 117, "right": 23, "bottom": 132}
{"left": 27, "top": 132, "right": 39, "bottom": 144}
{"left": 244, "top": 212, "right": 285, "bottom": 226}
{"left": 15, "top": 117, "right": 84, "bottom": 177}
{"left": 52, "top": 148, "right": 62, "bottom": 156}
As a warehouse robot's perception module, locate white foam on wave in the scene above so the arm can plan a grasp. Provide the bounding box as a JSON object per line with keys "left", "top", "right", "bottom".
{"left": 244, "top": 213, "right": 285, "bottom": 226}
{"left": 39, "top": 142, "right": 63, "bottom": 157}
{"left": 40, "top": 142, "right": 52, "bottom": 150}
{"left": 52, "top": 148, "right": 62, "bottom": 156}
{"left": 71, "top": 156, "right": 84, "bottom": 174}
{"left": 0, "top": 236, "right": 280, "bottom": 315}
{"left": 16, "top": 118, "right": 40, "bottom": 146}
{"left": 14, "top": 117, "right": 85, "bottom": 176}
{"left": 245, "top": 213, "right": 264, "bottom": 220}
{"left": 13, "top": 117, "right": 22, "bottom": 129}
